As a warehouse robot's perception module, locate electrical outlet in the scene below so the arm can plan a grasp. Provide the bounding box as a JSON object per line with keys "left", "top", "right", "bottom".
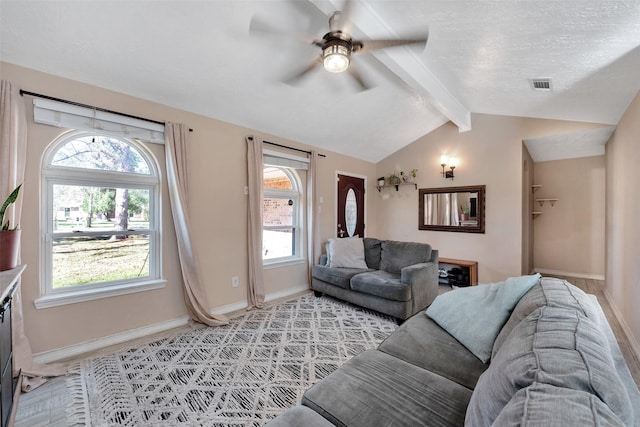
{"left": 232, "top": 276, "right": 239, "bottom": 288}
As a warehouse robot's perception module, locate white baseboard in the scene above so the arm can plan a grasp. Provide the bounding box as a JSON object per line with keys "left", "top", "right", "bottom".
{"left": 210, "top": 284, "right": 309, "bottom": 315}
{"left": 33, "top": 316, "right": 191, "bottom": 364}
{"left": 33, "top": 284, "right": 310, "bottom": 364}
{"left": 210, "top": 300, "right": 248, "bottom": 315}
{"left": 602, "top": 288, "right": 640, "bottom": 363}
{"left": 533, "top": 268, "right": 605, "bottom": 281}
{"left": 265, "top": 284, "right": 310, "bottom": 303}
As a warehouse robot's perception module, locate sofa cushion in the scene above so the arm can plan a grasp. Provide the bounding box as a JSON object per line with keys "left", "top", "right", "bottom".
{"left": 302, "top": 349, "right": 473, "bottom": 427}
{"left": 311, "top": 265, "right": 370, "bottom": 289}
{"left": 363, "top": 237, "right": 381, "bottom": 269}
{"left": 378, "top": 312, "right": 488, "bottom": 389}
{"left": 350, "top": 271, "right": 410, "bottom": 302}
{"left": 490, "top": 382, "right": 625, "bottom": 427}
{"left": 492, "top": 277, "right": 600, "bottom": 358}
{"left": 328, "top": 237, "right": 368, "bottom": 269}
{"left": 466, "top": 305, "right": 634, "bottom": 427}
{"left": 379, "top": 240, "right": 432, "bottom": 274}
{"left": 426, "top": 274, "right": 540, "bottom": 363}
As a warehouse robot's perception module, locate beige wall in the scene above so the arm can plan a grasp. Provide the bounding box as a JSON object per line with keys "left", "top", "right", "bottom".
{"left": 532, "top": 156, "right": 606, "bottom": 277}
{"left": 375, "top": 114, "right": 608, "bottom": 284}
{"left": 1, "top": 62, "right": 377, "bottom": 354}
{"left": 606, "top": 89, "right": 640, "bottom": 356}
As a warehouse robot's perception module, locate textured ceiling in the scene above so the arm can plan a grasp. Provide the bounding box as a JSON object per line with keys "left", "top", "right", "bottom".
{"left": 2, "top": 1, "right": 640, "bottom": 162}
{"left": 524, "top": 126, "right": 615, "bottom": 163}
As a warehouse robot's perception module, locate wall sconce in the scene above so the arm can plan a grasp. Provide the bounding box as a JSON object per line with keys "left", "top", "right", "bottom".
{"left": 440, "top": 155, "right": 456, "bottom": 180}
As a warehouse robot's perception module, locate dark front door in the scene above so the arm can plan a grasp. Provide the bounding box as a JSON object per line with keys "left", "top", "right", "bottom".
{"left": 337, "top": 174, "right": 365, "bottom": 238}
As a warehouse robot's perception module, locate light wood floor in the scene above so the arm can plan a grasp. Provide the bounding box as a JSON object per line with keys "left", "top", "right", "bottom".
{"left": 14, "top": 276, "right": 640, "bottom": 426}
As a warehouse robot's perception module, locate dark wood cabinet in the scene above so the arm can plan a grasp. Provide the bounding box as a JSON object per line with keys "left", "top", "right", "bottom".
{"left": 0, "top": 265, "right": 24, "bottom": 427}
{"left": 0, "top": 298, "right": 12, "bottom": 427}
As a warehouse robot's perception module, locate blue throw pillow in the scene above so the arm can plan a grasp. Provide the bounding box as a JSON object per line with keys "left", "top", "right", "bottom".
{"left": 426, "top": 274, "right": 540, "bottom": 363}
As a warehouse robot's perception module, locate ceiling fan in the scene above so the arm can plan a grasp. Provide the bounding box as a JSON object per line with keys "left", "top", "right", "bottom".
{"left": 250, "top": 0, "right": 429, "bottom": 90}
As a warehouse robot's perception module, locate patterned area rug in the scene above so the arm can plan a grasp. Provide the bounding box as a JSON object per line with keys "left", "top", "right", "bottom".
{"left": 71, "top": 294, "right": 397, "bottom": 426}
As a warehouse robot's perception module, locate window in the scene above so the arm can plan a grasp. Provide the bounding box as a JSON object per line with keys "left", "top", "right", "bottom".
{"left": 263, "top": 164, "right": 304, "bottom": 264}
{"left": 36, "top": 131, "right": 164, "bottom": 308}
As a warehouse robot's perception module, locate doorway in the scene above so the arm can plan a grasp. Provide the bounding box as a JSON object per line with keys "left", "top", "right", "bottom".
{"left": 336, "top": 173, "right": 365, "bottom": 238}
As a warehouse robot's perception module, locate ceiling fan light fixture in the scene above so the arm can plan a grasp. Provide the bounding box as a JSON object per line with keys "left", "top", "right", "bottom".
{"left": 323, "top": 43, "right": 350, "bottom": 73}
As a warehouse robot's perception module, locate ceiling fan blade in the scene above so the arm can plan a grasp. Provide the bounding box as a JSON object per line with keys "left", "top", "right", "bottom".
{"left": 353, "top": 35, "right": 429, "bottom": 54}
{"left": 283, "top": 56, "right": 323, "bottom": 85}
{"left": 249, "top": 16, "right": 322, "bottom": 46}
{"left": 346, "top": 65, "right": 372, "bottom": 92}
{"left": 332, "top": 0, "right": 354, "bottom": 35}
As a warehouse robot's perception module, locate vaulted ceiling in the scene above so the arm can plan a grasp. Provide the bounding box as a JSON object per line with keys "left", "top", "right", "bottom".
{"left": 2, "top": 1, "right": 640, "bottom": 162}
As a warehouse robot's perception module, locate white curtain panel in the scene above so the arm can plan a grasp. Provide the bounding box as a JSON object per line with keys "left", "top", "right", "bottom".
{"left": 439, "top": 193, "right": 451, "bottom": 225}
{"left": 426, "top": 193, "right": 459, "bottom": 226}
{"left": 0, "top": 81, "right": 26, "bottom": 217}
{"left": 2, "top": 80, "right": 67, "bottom": 392}
{"left": 246, "top": 136, "right": 265, "bottom": 309}
{"left": 306, "top": 150, "right": 318, "bottom": 286}
{"left": 451, "top": 193, "right": 460, "bottom": 226}
{"left": 165, "top": 123, "right": 228, "bottom": 326}
{"left": 426, "top": 193, "right": 435, "bottom": 225}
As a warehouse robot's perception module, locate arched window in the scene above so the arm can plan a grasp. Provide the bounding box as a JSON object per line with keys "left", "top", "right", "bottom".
{"left": 263, "top": 166, "right": 303, "bottom": 262}
{"left": 36, "top": 131, "right": 164, "bottom": 308}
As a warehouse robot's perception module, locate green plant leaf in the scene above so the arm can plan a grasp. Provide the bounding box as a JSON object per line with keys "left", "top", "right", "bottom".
{"left": 0, "top": 184, "right": 22, "bottom": 231}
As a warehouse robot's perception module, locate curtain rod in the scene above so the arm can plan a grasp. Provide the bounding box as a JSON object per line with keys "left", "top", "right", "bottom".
{"left": 251, "top": 137, "right": 326, "bottom": 157}
{"left": 19, "top": 89, "right": 193, "bottom": 132}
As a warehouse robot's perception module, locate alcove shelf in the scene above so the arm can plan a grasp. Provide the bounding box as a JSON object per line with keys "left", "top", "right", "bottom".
{"left": 531, "top": 184, "right": 542, "bottom": 193}
{"left": 532, "top": 211, "right": 543, "bottom": 218}
{"left": 376, "top": 182, "right": 417, "bottom": 192}
{"left": 536, "top": 198, "right": 558, "bottom": 207}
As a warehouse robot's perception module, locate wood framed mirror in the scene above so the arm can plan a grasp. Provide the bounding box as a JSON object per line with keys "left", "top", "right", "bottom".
{"left": 418, "top": 185, "right": 485, "bottom": 233}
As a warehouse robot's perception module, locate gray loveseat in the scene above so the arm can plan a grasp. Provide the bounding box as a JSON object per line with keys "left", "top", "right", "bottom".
{"left": 311, "top": 238, "right": 439, "bottom": 321}
{"left": 267, "top": 277, "right": 640, "bottom": 426}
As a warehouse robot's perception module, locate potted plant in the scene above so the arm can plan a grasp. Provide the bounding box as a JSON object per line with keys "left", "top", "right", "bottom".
{"left": 0, "top": 184, "right": 22, "bottom": 271}
{"left": 404, "top": 169, "right": 418, "bottom": 183}
{"left": 460, "top": 204, "right": 470, "bottom": 221}
{"left": 387, "top": 173, "right": 401, "bottom": 186}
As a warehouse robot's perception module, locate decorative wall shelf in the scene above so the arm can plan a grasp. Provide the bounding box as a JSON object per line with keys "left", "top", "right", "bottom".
{"left": 536, "top": 198, "right": 558, "bottom": 207}
{"left": 531, "top": 185, "right": 558, "bottom": 216}
{"left": 376, "top": 182, "right": 417, "bottom": 192}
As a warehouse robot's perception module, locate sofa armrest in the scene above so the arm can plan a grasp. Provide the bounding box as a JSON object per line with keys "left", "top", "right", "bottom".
{"left": 401, "top": 260, "right": 439, "bottom": 314}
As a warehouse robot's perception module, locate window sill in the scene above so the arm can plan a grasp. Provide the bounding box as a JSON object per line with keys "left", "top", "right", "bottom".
{"left": 263, "top": 258, "right": 306, "bottom": 270}
{"left": 34, "top": 279, "right": 167, "bottom": 309}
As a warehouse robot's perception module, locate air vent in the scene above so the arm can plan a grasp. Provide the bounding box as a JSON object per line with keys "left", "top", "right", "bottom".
{"left": 530, "top": 78, "right": 552, "bottom": 91}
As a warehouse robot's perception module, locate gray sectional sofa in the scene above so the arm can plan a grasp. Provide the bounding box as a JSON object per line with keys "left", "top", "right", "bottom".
{"left": 267, "top": 277, "right": 640, "bottom": 426}
{"left": 311, "top": 238, "right": 439, "bottom": 321}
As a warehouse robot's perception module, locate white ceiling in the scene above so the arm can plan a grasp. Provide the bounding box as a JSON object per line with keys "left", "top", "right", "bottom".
{"left": 2, "top": 1, "right": 640, "bottom": 163}
{"left": 524, "top": 126, "right": 616, "bottom": 163}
